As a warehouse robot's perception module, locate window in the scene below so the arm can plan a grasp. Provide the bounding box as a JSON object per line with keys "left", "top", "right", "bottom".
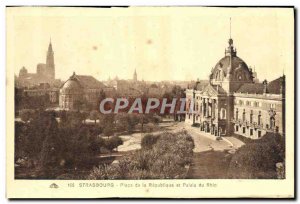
{"left": 270, "top": 117, "right": 275, "bottom": 129}
{"left": 250, "top": 129, "right": 253, "bottom": 136}
{"left": 235, "top": 109, "right": 239, "bottom": 120}
{"left": 246, "top": 101, "right": 250, "bottom": 106}
{"left": 258, "top": 131, "right": 261, "bottom": 138}
{"left": 221, "top": 108, "right": 226, "bottom": 119}
{"left": 242, "top": 110, "right": 246, "bottom": 122}
{"left": 243, "top": 127, "right": 246, "bottom": 134}
{"left": 250, "top": 110, "right": 253, "bottom": 123}
{"left": 236, "top": 126, "right": 239, "bottom": 132}
{"left": 258, "top": 111, "right": 261, "bottom": 125}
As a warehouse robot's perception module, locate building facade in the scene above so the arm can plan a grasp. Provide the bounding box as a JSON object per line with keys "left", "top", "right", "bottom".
{"left": 185, "top": 37, "right": 285, "bottom": 139}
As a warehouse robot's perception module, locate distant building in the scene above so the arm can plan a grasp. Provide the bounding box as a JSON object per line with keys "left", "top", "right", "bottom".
{"left": 59, "top": 72, "right": 107, "bottom": 110}
{"left": 185, "top": 37, "right": 285, "bottom": 139}
{"left": 16, "top": 41, "right": 56, "bottom": 87}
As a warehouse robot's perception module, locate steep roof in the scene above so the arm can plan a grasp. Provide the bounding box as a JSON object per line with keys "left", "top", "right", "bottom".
{"left": 236, "top": 76, "right": 284, "bottom": 95}
{"left": 236, "top": 83, "right": 264, "bottom": 94}
{"left": 267, "top": 76, "right": 284, "bottom": 94}
{"left": 75, "top": 75, "right": 106, "bottom": 89}
{"left": 200, "top": 84, "right": 226, "bottom": 96}
{"left": 211, "top": 85, "right": 226, "bottom": 94}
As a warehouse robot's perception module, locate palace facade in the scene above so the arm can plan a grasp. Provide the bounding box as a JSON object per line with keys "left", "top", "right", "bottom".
{"left": 185, "top": 38, "right": 285, "bottom": 139}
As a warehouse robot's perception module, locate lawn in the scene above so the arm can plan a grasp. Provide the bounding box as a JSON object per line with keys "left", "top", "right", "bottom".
{"left": 186, "top": 150, "right": 233, "bottom": 179}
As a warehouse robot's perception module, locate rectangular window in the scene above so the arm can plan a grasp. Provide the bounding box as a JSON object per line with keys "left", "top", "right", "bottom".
{"left": 243, "top": 127, "right": 246, "bottom": 134}
{"left": 250, "top": 129, "right": 253, "bottom": 136}
{"left": 258, "top": 131, "right": 261, "bottom": 138}
{"left": 236, "top": 126, "right": 239, "bottom": 132}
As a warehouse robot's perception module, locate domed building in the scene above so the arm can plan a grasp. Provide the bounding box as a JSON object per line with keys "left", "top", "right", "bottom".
{"left": 59, "top": 72, "right": 106, "bottom": 110}
{"left": 185, "top": 37, "right": 285, "bottom": 139}
{"left": 59, "top": 73, "right": 84, "bottom": 110}
{"left": 209, "top": 38, "right": 254, "bottom": 93}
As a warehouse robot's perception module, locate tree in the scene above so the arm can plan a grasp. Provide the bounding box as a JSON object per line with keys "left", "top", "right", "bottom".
{"left": 110, "top": 136, "right": 124, "bottom": 152}
{"left": 105, "top": 136, "right": 123, "bottom": 153}
{"left": 39, "top": 114, "right": 62, "bottom": 170}
{"left": 89, "top": 136, "right": 105, "bottom": 155}
{"left": 59, "top": 110, "right": 67, "bottom": 124}
{"left": 101, "top": 114, "right": 115, "bottom": 138}
{"left": 19, "top": 109, "right": 35, "bottom": 123}
{"left": 227, "top": 133, "right": 285, "bottom": 179}
{"left": 22, "top": 111, "right": 54, "bottom": 166}
{"left": 126, "top": 114, "right": 139, "bottom": 133}
{"left": 67, "top": 111, "right": 83, "bottom": 128}
{"left": 103, "top": 125, "right": 114, "bottom": 139}
{"left": 89, "top": 110, "right": 99, "bottom": 124}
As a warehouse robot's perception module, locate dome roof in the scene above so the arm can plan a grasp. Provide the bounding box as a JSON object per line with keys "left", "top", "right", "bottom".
{"left": 210, "top": 38, "right": 253, "bottom": 83}
{"left": 60, "top": 73, "right": 83, "bottom": 94}
{"left": 213, "top": 55, "right": 250, "bottom": 75}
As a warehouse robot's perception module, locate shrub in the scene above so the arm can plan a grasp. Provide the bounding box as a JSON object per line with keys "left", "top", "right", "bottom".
{"left": 105, "top": 136, "right": 124, "bottom": 152}
{"left": 88, "top": 130, "right": 194, "bottom": 179}
{"left": 227, "top": 132, "right": 285, "bottom": 179}
{"left": 141, "top": 134, "right": 159, "bottom": 149}
{"left": 19, "top": 109, "right": 35, "bottom": 122}
{"left": 88, "top": 164, "right": 122, "bottom": 179}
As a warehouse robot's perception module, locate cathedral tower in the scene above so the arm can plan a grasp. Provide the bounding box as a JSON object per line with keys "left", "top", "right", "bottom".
{"left": 46, "top": 40, "right": 55, "bottom": 80}
{"left": 133, "top": 69, "right": 137, "bottom": 82}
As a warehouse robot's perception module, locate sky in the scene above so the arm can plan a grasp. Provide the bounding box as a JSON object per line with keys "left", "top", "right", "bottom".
{"left": 7, "top": 7, "right": 294, "bottom": 82}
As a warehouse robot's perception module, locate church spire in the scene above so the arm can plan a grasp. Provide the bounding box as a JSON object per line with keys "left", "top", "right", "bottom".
{"left": 133, "top": 69, "right": 137, "bottom": 82}
{"left": 46, "top": 39, "right": 55, "bottom": 80}
{"left": 48, "top": 39, "right": 53, "bottom": 54}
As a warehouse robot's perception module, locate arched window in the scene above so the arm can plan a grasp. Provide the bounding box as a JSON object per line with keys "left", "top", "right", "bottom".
{"left": 215, "top": 69, "right": 224, "bottom": 80}
{"left": 235, "top": 70, "right": 244, "bottom": 81}
{"left": 258, "top": 111, "right": 261, "bottom": 125}
{"left": 250, "top": 110, "right": 253, "bottom": 123}
{"left": 270, "top": 117, "right": 275, "bottom": 129}
{"left": 221, "top": 108, "right": 226, "bottom": 119}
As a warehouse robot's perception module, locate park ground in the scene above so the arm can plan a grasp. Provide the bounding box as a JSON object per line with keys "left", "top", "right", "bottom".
{"left": 15, "top": 119, "right": 245, "bottom": 179}
{"left": 116, "top": 120, "right": 245, "bottom": 179}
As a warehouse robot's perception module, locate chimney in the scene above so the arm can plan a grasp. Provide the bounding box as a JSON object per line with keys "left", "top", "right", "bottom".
{"left": 280, "top": 75, "right": 285, "bottom": 95}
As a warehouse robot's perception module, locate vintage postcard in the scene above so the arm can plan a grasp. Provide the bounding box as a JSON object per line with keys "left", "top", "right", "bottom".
{"left": 6, "top": 6, "right": 295, "bottom": 198}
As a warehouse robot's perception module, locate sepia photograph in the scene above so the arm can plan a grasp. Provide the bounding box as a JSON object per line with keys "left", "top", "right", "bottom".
{"left": 6, "top": 6, "right": 295, "bottom": 198}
